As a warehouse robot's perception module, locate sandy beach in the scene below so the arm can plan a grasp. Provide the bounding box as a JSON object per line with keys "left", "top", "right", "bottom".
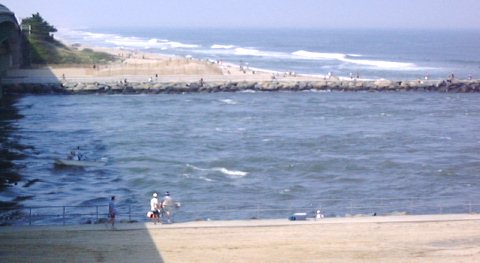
{"left": 5, "top": 45, "right": 479, "bottom": 94}
{"left": 1, "top": 214, "right": 479, "bottom": 262}
{"left": 5, "top": 45, "right": 332, "bottom": 84}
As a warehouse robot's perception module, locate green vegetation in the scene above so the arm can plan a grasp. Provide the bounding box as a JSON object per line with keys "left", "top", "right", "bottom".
{"left": 21, "top": 12, "right": 57, "bottom": 41}
{"left": 21, "top": 13, "right": 118, "bottom": 65}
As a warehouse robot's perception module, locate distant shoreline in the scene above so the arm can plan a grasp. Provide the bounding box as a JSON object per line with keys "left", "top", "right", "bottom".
{"left": 3, "top": 45, "right": 480, "bottom": 94}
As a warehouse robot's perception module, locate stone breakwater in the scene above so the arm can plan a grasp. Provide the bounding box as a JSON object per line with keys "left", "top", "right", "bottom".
{"left": 4, "top": 79, "right": 480, "bottom": 94}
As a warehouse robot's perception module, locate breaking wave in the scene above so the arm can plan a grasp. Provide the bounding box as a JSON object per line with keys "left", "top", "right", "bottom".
{"left": 211, "top": 44, "right": 236, "bottom": 49}
{"left": 56, "top": 28, "right": 200, "bottom": 50}
{"left": 292, "top": 50, "right": 420, "bottom": 70}
{"left": 292, "top": 50, "right": 347, "bottom": 60}
{"left": 55, "top": 28, "right": 447, "bottom": 78}
{"left": 187, "top": 164, "right": 248, "bottom": 178}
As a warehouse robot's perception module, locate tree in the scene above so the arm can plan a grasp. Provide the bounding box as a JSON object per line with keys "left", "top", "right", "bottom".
{"left": 21, "top": 13, "right": 57, "bottom": 41}
{"left": 20, "top": 13, "right": 59, "bottom": 64}
{"left": 18, "top": 12, "right": 117, "bottom": 65}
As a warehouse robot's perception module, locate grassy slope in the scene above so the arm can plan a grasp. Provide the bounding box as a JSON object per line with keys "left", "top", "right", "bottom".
{"left": 28, "top": 37, "right": 118, "bottom": 65}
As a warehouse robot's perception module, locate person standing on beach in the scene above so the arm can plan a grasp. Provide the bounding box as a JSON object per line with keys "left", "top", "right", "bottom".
{"left": 150, "top": 193, "right": 161, "bottom": 224}
{"left": 161, "top": 192, "right": 175, "bottom": 223}
{"left": 108, "top": 196, "right": 116, "bottom": 230}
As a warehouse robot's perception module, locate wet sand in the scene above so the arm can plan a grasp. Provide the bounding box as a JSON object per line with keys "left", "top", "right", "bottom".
{"left": 1, "top": 214, "right": 479, "bottom": 262}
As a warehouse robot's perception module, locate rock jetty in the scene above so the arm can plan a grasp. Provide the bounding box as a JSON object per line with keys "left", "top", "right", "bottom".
{"left": 3, "top": 79, "right": 480, "bottom": 95}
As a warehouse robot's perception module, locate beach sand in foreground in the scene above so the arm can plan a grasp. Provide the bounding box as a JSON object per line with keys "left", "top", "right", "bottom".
{"left": 1, "top": 214, "right": 479, "bottom": 263}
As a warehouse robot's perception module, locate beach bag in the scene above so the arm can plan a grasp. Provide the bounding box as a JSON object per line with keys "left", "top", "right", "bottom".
{"left": 147, "top": 211, "right": 154, "bottom": 218}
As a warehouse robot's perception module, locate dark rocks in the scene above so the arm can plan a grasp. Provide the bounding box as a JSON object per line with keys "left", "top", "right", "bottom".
{"left": 3, "top": 80, "right": 480, "bottom": 95}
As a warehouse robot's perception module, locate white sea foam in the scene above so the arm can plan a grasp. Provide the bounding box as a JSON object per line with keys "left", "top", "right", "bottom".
{"left": 200, "top": 46, "right": 423, "bottom": 71}
{"left": 168, "top": 41, "right": 200, "bottom": 49}
{"left": 199, "top": 176, "right": 214, "bottom": 182}
{"left": 105, "top": 37, "right": 200, "bottom": 49}
{"left": 234, "top": 47, "right": 263, "bottom": 56}
{"left": 342, "top": 57, "right": 418, "bottom": 70}
{"left": 187, "top": 164, "right": 248, "bottom": 178}
{"left": 82, "top": 32, "right": 116, "bottom": 39}
{"left": 220, "top": 99, "right": 238, "bottom": 105}
{"left": 195, "top": 47, "right": 288, "bottom": 60}
{"left": 212, "top": 168, "right": 248, "bottom": 177}
{"left": 234, "top": 48, "right": 289, "bottom": 59}
{"left": 292, "top": 50, "right": 347, "bottom": 60}
{"left": 106, "top": 37, "right": 151, "bottom": 48}
{"left": 58, "top": 28, "right": 199, "bottom": 50}
{"left": 56, "top": 28, "right": 118, "bottom": 44}
{"left": 211, "top": 44, "right": 235, "bottom": 49}
{"left": 186, "top": 164, "right": 206, "bottom": 171}
{"left": 292, "top": 49, "right": 422, "bottom": 71}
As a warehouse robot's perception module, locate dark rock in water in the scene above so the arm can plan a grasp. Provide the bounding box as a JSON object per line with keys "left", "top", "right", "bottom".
{"left": 122, "top": 86, "right": 135, "bottom": 94}
{"left": 0, "top": 201, "right": 17, "bottom": 209}
{"left": 0, "top": 160, "right": 14, "bottom": 169}
{"left": 188, "top": 82, "right": 201, "bottom": 91}
{"left": 13, "top": 195, "right": 34, "bottom": 202}
{"left": 23, "top": 179, "right": 42, "bottom": 188}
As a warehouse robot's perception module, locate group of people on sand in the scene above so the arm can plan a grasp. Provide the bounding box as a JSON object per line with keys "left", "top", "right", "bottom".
{"left": 149, "top": 191, "right": 180, "bottom": 224}
{"left": 106, "top": 191, "right": 180, "bottom": 230}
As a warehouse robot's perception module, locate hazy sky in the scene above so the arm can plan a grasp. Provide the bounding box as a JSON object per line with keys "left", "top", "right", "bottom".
{"left": 3, "top": 0, "right": 480, "bottom": 29}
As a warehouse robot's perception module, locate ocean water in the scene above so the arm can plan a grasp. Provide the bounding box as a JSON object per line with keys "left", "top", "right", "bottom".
{"left": 1, "top": 92, "right": 480, "bottom": 224}
{"left": 56, "top": 28, "right": 480, "bottom": 80}
{"left": 2, "top": 28, "right": 480, "bottom": 224}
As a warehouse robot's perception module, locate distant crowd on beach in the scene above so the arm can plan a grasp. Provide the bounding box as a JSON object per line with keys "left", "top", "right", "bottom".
{"left": 53, "top": 46, "right": 478, "bottom": 85}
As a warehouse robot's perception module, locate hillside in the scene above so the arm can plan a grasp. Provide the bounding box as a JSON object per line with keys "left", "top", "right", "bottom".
{"left": 27, "top": 37, "right": 118, "bottom": 65}
{"left": 22, "top": 12, "right": 118, "bottom": 66}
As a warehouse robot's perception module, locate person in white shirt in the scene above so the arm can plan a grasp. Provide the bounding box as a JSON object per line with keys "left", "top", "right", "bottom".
{"left": 150, "top": 193, "right": 160, "bottom": 224}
